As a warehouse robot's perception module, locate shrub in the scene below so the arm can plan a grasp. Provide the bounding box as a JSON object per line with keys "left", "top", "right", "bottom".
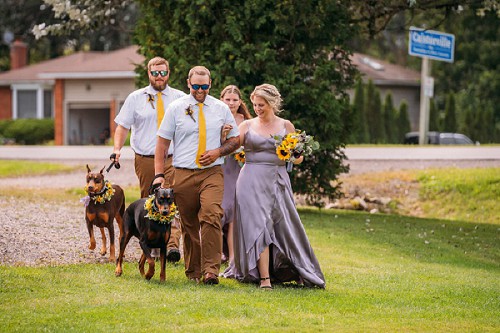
{"left": 0, "top": 119, "right": 14, "bottom": 137}
{"left": 2, "top": 118, "right": 54, "bottom": 145}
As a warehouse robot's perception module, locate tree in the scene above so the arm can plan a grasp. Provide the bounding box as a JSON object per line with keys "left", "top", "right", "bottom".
{"left": 397, "top": 101, "right": 411, "bottom": 143}
{"left": 443, "top": 93, "right": 457, "bottom": 132}
{"left": 364, "top": 80, "right": 384, "bottom": 143}
{"left": 428, "top": 98, "right": 440, "bottom": 132}
{"left": 132, "top": 0, "right": 357, "bottom": 206}
{"left": 350, "top": 80, "right": 368, "bottom": 143}
{"left": 383, "top": 93, "right": 396, "bottom": 143}
{"left": 0, "top": 0, "right": 137, "bottom": 71}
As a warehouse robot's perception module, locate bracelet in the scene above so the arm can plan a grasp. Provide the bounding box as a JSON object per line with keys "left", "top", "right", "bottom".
{"left": 153, "top": 173, "right": 165, "bottom": 180}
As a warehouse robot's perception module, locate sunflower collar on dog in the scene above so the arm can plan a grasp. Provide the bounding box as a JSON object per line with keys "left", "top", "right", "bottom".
{"left": 81, "top": 180, "right": 115, "bottom": 206}
{"left": 144, "top": 195, "right": 177, "bottom": 224}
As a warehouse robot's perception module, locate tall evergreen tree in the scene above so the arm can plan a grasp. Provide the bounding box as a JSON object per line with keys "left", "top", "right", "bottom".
{"left": 397, "top": 101, "right": 411, "bottom": 143}
{"left": 373, "top": 90, "right": 385, "bottom": 143}
{"left": 473, "top": 105, "right": 496, "bottom": 143}
{"left": 134, "top": 0, "right": 356, "bottom": 205}
{"left": 383, "top": 93, "right": 396, "bottom": 143}
{"left": 350, "top": 80, "right": 368, "bottom": 143}
{"left": 364, "top": 80, "right": 384, "bottom": 143}
{"left": 428, "top": 99, "right": 440, "bottom": 132}
{"left": 443, "top": 93, "right": 457, "bottom": 132}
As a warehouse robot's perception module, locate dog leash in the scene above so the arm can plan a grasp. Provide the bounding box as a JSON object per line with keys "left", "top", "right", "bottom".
{"left": 107, "top": 153, "right": 121, "bottom": 173}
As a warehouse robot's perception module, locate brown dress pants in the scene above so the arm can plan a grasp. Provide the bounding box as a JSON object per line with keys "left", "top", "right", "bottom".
{"left": 174, "top": 166, "right": 224, "bottom": 279}
{"left": 134, "top": 154, "right": 181, "bottom": 250}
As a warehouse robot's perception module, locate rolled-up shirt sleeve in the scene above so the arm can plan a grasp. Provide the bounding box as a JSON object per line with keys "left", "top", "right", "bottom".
{"left": 157, "top": 104, "right": 176, "bottom": 140}
{"left": 224, "top": 108, "right": 240, "bottom": 139}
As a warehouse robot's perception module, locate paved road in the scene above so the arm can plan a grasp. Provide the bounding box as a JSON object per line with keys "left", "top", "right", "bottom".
{"left": 0, "top": 145, "right": 499, "bottom": 161}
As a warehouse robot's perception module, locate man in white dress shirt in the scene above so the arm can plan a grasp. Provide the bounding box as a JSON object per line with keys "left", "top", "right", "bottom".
{"left": 153, "top": 66, "right": 240, "bottom": 284}
{"left": 111, "top": 56, "right": 184, "bottom": 262}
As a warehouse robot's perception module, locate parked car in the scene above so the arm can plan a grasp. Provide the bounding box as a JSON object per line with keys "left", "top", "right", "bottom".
{"left": 404, "top": 132, "right": 478, "bottom": 145}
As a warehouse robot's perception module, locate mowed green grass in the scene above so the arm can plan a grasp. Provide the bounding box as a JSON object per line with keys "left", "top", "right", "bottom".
{"left": 0, "top": 209, "right": 498, "bottom": 332}
{"left": 0, "top": 163, "right": 499, "bottom": 331}
{"left": 418, "top": 168, "right": 500, "bottom": 225}
{"left": 0, "top": 160, "right": 76, "bottom": 177}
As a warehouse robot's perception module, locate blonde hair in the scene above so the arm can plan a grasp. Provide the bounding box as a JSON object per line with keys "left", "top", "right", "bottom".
{"left": 250, "top": 84, "right": 283, "bottom": 114}
{"left": 220, "top": 85, "right": 252, "bottom": 119}
{"left": 188, "top": 66, "right": 211, "bottom": 80}
{"left": 147, "top": 57, "right": 169, "bottom": 71}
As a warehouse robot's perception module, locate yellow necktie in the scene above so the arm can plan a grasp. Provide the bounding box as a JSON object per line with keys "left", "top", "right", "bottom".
{"left": 195, "top": 103, "right": 206, "bottom": 168}
{"left": 156, "top": 92, "right": 164, "bottom": 128}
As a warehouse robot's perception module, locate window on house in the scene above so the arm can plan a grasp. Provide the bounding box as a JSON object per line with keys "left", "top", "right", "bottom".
{"left": 17, "top": 90, "right": 37, "bottom": 118}
{"left": 13, "top": 86, "right": 53, "bottom": 119}
{"left": 43, "top": 90, "right": 52, "bottom": 118}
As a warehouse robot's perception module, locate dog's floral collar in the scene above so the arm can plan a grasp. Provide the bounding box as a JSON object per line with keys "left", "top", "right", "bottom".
{"left": 144, "top": 195, "right": 177, "bottom": 224}
{"left": 81, "top": 180, "right": 115, "bottom": 206}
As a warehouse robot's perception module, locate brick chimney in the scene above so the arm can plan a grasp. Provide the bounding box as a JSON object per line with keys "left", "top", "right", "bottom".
{"left": 10, "top": 39, "right": 28, "bottom": 70}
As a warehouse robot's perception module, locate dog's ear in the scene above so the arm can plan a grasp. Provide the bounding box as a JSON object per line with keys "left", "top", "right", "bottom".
{"left": 86, "top": 164, "right": 91, "bottom": 173}
{"left": 149, "top": 182, "right": 161, "bottom": 195}
{"left": 99, "top": 166, "right": 105, "bottom": 174}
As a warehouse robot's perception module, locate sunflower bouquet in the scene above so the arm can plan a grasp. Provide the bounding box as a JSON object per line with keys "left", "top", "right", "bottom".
{"left": 273, "top": 130, "right": 320, "bottom": 163}
{"left": 233, "top": 146, "right": 245, "bottom": 166}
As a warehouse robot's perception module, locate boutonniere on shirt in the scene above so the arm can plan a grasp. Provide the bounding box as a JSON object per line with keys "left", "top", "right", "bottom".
{"left": 147, "top": 94, "right": 155, "bottom": 109}
{"left": 185, "top": 105, "right": 196, "bottom": 123}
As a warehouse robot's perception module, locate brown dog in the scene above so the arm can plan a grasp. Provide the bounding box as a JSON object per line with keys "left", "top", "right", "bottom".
{"left": 84, "top": 165, "right": 125, "bottom": 262}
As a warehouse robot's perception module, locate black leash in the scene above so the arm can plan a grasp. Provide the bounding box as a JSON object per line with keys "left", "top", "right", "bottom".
{"left": 107, "top": 153, "right": 121, "bottom": 173}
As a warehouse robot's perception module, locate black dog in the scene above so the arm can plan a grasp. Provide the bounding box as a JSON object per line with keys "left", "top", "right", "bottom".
{"left": 115, "top": 187, "right": 174, "bottom": 281}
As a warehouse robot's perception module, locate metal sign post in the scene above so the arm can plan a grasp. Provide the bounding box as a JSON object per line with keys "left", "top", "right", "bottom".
{"left": 409, "top": 27, "right": 455, "bottom": 145}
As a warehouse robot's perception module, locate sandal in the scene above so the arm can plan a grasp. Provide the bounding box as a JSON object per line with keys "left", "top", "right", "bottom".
{"left": 259, "top": 277, "right": 273, "bottom": 290}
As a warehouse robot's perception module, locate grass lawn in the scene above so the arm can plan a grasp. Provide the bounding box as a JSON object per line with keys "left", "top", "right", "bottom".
{"left": 1, "top": 209, "right": 498, "bottom": 332}
{"left": 0, "top": 160, "right": 76, "bottom": 178}
{"left": 1, "top": 164, "right": 499, "bottom": 331}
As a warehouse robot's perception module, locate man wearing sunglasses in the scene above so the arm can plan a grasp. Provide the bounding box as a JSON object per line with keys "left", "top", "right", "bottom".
{"left": 112, "top": 56, "right": 185, "bottom": 263}
{"left": 153, "top": 66, "right": 240, "bottom": 285}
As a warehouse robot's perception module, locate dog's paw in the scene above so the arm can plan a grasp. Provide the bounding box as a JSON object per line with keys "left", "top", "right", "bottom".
{"left": 89, "top": 242, "right": 96, "bottom": 250}
{"left": 115, "top": 268, "right": 122, "bottom": 277}
{"left": 145, "top": 267, "right": 155, "bottom": 280}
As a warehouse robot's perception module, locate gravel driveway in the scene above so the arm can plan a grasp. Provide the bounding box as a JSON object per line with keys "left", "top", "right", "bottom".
{"left": 1, "top": 156, "right": 498, "bottom": 267}
{"left": 0, "top": 159, "right": 142, "bottom": 267}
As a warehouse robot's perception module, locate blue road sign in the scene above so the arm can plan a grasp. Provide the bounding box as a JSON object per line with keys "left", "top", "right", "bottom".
{"left": 409, "top": 27, "right": 455, "bottom": 62}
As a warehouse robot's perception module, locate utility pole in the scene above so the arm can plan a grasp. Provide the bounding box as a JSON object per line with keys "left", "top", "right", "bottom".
{"left": 418, "top": 58, "right": 431, "bottom": 145}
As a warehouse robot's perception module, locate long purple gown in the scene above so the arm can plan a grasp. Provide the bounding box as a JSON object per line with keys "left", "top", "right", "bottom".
{"left": 221, "top": 156, "right": 240, "bottom": 228}
{"left": 234, "top": 125, "right": 326, "bottom": 288}
{"left": 221, "top": 155, "right": 241, "bottom": 278}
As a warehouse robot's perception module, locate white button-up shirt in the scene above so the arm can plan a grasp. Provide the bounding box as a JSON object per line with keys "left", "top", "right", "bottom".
{"left": 115, "top": 85, "right": 186, "bottom": 155}
{"left": 157, "top": 94, "right": 239, "bottom": 169}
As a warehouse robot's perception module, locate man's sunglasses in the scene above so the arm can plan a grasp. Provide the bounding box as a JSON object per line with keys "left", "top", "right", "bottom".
{"left": 150, "top": 70, "right": 169, "bottom": 77}
{"left": 190, "top": 82, "right": 210, "bottom": 91}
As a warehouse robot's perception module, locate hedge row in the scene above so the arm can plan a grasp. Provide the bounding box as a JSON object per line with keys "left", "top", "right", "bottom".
{"left": 0, "top": 118, "right": 54, "bottom": 145}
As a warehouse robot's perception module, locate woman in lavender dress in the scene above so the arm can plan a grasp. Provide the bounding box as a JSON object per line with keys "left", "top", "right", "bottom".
{"left": 234, "top": 84, "right": 325, "bottom": 289}
{"left": 220, "top": 85, "right": 252, "bottom": 278}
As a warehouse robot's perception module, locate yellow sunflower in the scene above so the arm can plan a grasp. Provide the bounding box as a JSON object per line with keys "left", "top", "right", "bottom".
{"left": 276, "top": 145, "right": 291, "bottom": 161}
{"left": 284, "top": 135, "right": 299, "bottom": 149}
{"left": 234, "top": 150, "right": 246, "bottom": 163}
